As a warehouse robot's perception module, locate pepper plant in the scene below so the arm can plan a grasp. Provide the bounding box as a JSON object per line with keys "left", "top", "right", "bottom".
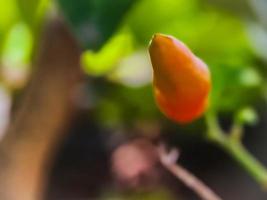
{"left": 149, "top": 33, "right": 267, "bottom": 188}
{"left": 1, "top": 0, "right": 267, "bottom": 199}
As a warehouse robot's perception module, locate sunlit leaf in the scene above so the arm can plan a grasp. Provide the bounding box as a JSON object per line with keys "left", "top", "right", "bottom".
{"left": 2, "top": 22, "right": 33, "bottom": 68}
{"left": 108, "top": 50, "right": 152, "bottom": 87}
{"left": 126, "top": 0, "right": 196, "bottom": 43}
{"left": 239, "top": 67, "right": 262, "bottom": 87}
{"left": 209, "top": 64, "right": 262, "bottom": 113}
{"left": 81, "top": 31, "right": 133, "bottom": 76}
{"left": 1, "top": 22, "right": 33, "bottom": 88}
{"left": 16, "top": 0, "right": 50, "bottom": 27}
{"left": 235, "top": 107, "right": 259, "bottom": 125}
{"left": 0, "top": 0, "right": 18, "bottom": 31}
{"left": 0, "top": 0, "right": 19, "bottom": 54}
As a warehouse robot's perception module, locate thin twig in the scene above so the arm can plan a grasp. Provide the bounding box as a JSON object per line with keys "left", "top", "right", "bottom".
{"left": 158, "top": 145, "right": 223, "bottom": 200}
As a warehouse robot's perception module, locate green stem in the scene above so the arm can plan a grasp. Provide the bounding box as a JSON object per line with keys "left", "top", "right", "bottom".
{"left": 223, "top": 139, "right": 267, "bottom": 188}
{"left": 205, "top": 113, "right": 267, "bottom": 189}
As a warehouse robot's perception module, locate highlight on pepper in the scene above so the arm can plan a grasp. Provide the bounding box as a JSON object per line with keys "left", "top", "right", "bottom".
{"left": 149, "top": 34, "right": 211, "bottom": 124}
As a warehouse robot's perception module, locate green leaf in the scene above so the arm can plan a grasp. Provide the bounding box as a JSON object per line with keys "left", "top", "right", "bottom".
{"left": 108, "top": 50, "right": 152, "bottom": 87}
{"left": 125, "top": 0, "right": 196, "bottom": 43}
{"left": 209, "top": 64, "right": 263, "bottom": 113}
{"left": 235, "top": 107, "right": 259, "bottom": 126}
{"left": 57, "top": 0, "right": 137, "bottom": 50}
{"left": 0, "top": 0, "right": 18, "bottom": 31}
{"left": 81, "top": 31, "right": 133, "bottom": 76}
{"left": 239, "top": 67, "right": 262, "bottom": 87}
{"left": 0, "top": 0, "right": 19, "bottom": 54}
{"left": 16, "top": 0, "right": 50, "bottom": 28}
{"left": 1, "top": 22, "right": 33, "bottom": 69}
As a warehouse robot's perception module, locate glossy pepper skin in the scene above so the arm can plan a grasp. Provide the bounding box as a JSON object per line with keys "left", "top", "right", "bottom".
{"left": 149, "top": 34, "right": 211, "bottom": 124}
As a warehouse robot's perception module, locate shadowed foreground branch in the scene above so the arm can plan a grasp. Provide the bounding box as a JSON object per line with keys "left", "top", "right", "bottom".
{"left": 159, "top": 145, "right": 223, "bottom": 200}
{"left": 0, "top": 18, "right": 82, "bottom": 200}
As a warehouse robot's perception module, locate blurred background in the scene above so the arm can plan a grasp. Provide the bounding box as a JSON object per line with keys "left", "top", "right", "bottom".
{"left": 1, "top": 0, "right": 267, "bottom": 199}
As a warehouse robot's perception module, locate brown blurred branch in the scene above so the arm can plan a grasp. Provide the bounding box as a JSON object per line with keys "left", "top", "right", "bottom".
{"left": 0, "top": 18, "right": 82, "bottom": 200}
{"left": 159, "top": 146, "right": 223, "bottom": 200}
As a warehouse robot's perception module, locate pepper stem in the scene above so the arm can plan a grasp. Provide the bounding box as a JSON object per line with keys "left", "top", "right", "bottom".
{"left": 205, "top": 112, "right": 267, "bottom": 189}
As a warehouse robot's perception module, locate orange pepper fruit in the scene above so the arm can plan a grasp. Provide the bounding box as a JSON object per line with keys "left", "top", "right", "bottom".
{"left": 149, "top": 34, "right": 211, "bottom": 124}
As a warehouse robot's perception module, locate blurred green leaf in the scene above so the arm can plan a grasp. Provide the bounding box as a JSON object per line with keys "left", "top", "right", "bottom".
{"left": 0, "top": 0, "right": 19, "bottom": 53}
{"left": 108, "top": 50, "right": 152, "bottom": 87}
{"left": 81, "top": 31, "right": 133, "bottom": 76}
{"left": 209, "top": 64, "right": 263, "bottom": 113}
{"left": 1, "top": 22, "right": 33, "bottom": 69}
{"left": 16, "top": 0, "right": 50, "bottom": 29}
{"left": 235, "top": 107, "right": 259, "bottom": 126}
{"left": 239, "top": 67, "right": 262, "bottom": 87}
{"left": 202, "top": 0, "right": 253, "bottom": 18}
{"left": 125, "top": 0, "right": 253, "bottom": 63}
{"left": 126, "top": 0, "right": 197, "bottom": 43}
{"left": 0, "top": 0, "right": 18, "bottom": 31}
{"left": 57, "top": 0, "right": 137, "bottom": 50}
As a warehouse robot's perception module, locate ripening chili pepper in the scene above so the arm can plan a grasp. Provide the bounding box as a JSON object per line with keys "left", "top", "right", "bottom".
{"left": 149, "top": 34, "right": 211, "bottom": 124}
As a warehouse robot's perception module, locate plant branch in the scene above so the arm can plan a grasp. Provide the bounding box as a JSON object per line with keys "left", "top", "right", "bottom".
{"left": 205, "top": 112, "right": 267, "bottom": 189}
{"left": 158, "top": 145, "right": 223, "bottom": 200}
{"left": 0, "top": 17, "right": 82, "bottom": 200}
